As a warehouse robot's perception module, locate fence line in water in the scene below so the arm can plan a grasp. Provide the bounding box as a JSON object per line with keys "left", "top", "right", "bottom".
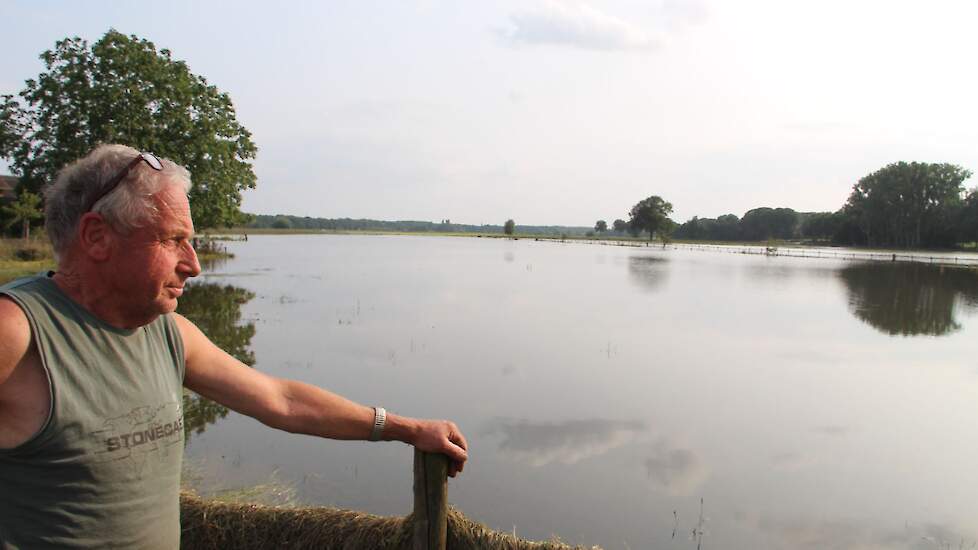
{"left": 528, "top": 237, "right": 978, "bottom": 268}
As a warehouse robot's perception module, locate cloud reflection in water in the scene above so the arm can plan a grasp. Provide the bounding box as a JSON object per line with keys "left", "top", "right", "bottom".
{"left": 643, "top": 440, "right": 710, "bottom": 495}
{"left": 485, "top": 418, "right": 646, "bottom": 467}
{"left": 485, "top": 418, "right": 709, "bottom": 495}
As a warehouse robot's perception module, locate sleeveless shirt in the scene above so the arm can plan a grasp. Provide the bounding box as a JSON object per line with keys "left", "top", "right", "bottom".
{"left": 0, "top": 274, "right": 186, "bottom": 549}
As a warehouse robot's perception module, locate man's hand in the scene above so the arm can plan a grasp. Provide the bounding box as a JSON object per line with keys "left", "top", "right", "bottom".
{"left": 409, "top": 419, "right": 468, "bottom": 477}
{"left": 386, "top": 415, "right": 469, "bottom": 477}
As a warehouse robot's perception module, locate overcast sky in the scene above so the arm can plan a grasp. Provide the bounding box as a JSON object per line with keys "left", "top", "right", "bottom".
{"left": 2, "top": 0, "right": 976, "bottom": 225}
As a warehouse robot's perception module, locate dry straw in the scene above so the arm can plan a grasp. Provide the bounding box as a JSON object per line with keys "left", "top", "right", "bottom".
{"left": 180, "top": 491, "right": 600, "bottom": 550}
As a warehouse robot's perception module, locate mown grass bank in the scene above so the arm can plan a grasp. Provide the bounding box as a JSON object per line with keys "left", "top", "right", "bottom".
{"left": 0, "top": 238, "right": 55, "bottom": 285}
{"left": 180, "top": 490, "right": 599, "bottom": 550}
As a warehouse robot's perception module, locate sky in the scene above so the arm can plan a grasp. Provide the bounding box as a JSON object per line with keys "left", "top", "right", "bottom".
{"left": 1, "top": 0, "right": 976, "bottom": 226}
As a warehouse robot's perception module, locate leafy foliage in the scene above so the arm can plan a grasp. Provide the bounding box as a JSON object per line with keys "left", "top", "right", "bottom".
{"left": 503, "top": 219, "right": 515, "bottom": 235}
{"left": 1, "top": 191, "right": 43, "bottom": 240}
{"left": 0, "top": 95, "right": 24, "bottom": 158}
{"left": 628, "top": 195, "right": 673, "bottom": 241}
{"left": 739, "top": 207, "right": 798, "bottom": 241}
{"left": 594, "top": 219, "right": 607, "bottom": 232}
{"left": 958, "top": 188, "right": 978, "bottom": 244}
{"left": 673, "top": 214, "right": 740, "bottom": 241}
{"left": 0, "top": 30, "right": 258, "bottom": 229}
{"left": 670, "top": 163, "right": 974, "bottom": 249}
{"left": 841, "top": 162, "right": 971, "bottom": 248}
{"left": 798, "top": 211, "right": 842, "bottom": 241}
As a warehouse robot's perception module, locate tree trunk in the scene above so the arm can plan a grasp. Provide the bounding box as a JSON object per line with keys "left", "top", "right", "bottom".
{"left": 22, "top": 219, "right": 30, "bottom": 242}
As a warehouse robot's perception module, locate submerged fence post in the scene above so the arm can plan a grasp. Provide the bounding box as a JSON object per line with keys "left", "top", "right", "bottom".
{"left": 413, "top": 450, "right": 448, "bottom": 550}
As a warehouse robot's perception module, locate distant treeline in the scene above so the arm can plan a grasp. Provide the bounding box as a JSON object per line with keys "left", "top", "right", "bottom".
{"left": 669, "top": 162, "right": 978, "bottom": 248}
{"left": 245, "top": 214, "right": 591, "bottom": 237}
{"left": 245, "top": 162, "right": 978, "bottom": 250}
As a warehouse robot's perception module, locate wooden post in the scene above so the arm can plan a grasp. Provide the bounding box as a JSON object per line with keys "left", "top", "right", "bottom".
{"left": 413, "top": 450, "right": 448, "bottom": 550}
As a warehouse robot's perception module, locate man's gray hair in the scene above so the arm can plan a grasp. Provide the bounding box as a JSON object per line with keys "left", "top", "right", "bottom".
{"left": 45, "top": 144, "right": 192, "bottom": 259}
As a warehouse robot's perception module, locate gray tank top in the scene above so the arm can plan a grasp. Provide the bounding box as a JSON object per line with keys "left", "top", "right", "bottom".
{"left": 0, "top": 274, "right": 186, "bottom": 549}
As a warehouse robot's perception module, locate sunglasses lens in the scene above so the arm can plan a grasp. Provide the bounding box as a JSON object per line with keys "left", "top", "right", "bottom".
{"left": 143, "top": 153, "right": 163, "bottom": 171}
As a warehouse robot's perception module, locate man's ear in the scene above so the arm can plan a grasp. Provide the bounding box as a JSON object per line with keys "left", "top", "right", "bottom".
{"left": 76, "top": 212, "right": 115, "bottom": 261}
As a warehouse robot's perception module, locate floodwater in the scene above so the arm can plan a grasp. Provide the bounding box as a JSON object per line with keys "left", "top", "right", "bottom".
{"left": 179, "top": 235, "right": 978, "bottom": 549}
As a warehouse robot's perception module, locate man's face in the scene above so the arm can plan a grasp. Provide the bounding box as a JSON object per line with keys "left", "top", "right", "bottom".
{"left": 107, "top": 182, "right": 201, "bottom": 324}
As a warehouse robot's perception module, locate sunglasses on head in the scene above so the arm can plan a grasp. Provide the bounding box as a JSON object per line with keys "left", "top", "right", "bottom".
{"left": 84, "top": 152, "right": 163, "bottom": 213}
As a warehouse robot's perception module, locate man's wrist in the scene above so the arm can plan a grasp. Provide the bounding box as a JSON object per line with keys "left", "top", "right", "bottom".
{"left": 380, "top": 412, "right": 420, "bottom": 445}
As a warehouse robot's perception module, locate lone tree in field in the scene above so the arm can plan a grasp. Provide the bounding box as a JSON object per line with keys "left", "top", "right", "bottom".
{"left": 594, "top": 220, "right": 607, "bottom": 233}
{"left": 2, "top": 190, "right": 42, "bottom": 241}
{"left": 628, "top": 195, "right": 673, "bottom": 242}
{"left": 503, "top": 219, "right": 515, "bottom": 235}
{"left": 0, "top": 30, "right": 258, "bottom": 230}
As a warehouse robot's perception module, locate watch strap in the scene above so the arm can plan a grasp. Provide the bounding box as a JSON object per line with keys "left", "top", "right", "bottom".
{"left": 369, "top": 407, "right": 386, "bottom": 441}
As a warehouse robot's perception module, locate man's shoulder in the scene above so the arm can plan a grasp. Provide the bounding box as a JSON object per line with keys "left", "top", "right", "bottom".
{"left": 0, "top": 295, "right": 30, "bottom": 333}
{"left": 0, "top": 295, "right": 32, "bottom": 385}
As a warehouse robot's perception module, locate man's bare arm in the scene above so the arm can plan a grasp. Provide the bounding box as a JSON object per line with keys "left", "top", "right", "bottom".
{"left": 174, "top": 313, "right": 467, "bottom": 475}
{"left": 0, "top": 297, "right": 50, "bottom": 449}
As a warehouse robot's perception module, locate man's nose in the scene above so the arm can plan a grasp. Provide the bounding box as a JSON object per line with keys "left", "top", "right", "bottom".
{"left": 181, "top": 242, "right": 202, "bottom": 278}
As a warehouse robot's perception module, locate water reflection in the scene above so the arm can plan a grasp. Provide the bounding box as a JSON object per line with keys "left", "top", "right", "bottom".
{"left": 742, "top": 514, "right": 975, "bottom": 550}
{"left": 176, "top": 282, "right": 257, "bottom": 442}
{"left": 627, "top": 255, "right": 669, "bottom": 292}
{"left": 839, "top": 263, "right": 978, "bottom": 336}
{"left": 198, "top": 255, "right": 230, "bottom": 274}
{"left": 643, "top": 440, "right": 709, "bottom": 496}
{"left": 484, "top": 418, "right": 646, "bottom": 467}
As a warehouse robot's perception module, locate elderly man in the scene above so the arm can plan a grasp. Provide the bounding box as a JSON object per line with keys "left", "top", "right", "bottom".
{"left": 0, "top": 144, "right": 468, "bottom": 549}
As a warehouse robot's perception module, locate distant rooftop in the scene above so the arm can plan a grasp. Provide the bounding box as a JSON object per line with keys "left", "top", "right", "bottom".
{"left": 0, "top": 175, "right": 18, "bottom": 202}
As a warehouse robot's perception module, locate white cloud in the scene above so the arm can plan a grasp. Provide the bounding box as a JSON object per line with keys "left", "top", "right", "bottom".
{"left": 500, "top": 1, "right": 662, "bottom": 51}
{"left": 661, "top": 0, "right": 710, "bottom": 29}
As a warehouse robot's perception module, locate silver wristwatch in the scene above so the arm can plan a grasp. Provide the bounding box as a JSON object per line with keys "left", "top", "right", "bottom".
{"left": 369, "top": 406, "right": 386, "bottom": 441}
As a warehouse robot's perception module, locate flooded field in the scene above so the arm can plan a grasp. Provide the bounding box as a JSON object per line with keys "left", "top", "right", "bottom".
{"left": 180, "top": 234, "right": 978, "bottom": 549}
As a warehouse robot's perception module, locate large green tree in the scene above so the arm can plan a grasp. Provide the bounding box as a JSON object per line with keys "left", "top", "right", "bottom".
{"left": 0, "top": 30, "right": 258, "bottom": 229}
{"left": 842, "top": 162, "right": 971, "bottom": 248}
{"left": 628, "top": 195, "right": 673, "bottom": 242}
